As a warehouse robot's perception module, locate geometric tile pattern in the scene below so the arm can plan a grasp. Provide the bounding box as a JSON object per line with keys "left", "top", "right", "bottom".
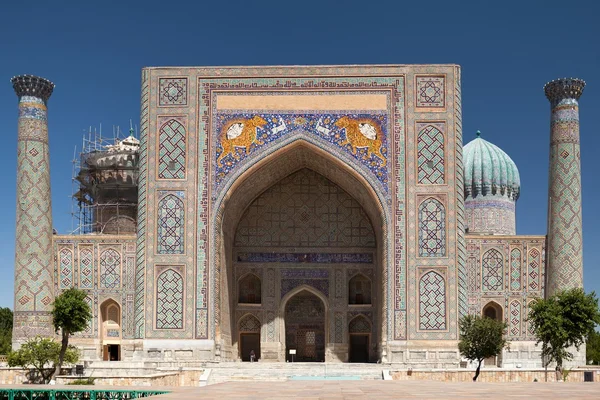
{"left": 510, "top": 248, "right": 521, "bottom": 291}
{"left": 546, "top": 92, "right": 584, "bottom": 295}
{"left": 239, "top": 314, "right": 261, "bottom": 333}
{"left": 417, "top": 125, "right": 444, "bottom": 184}
{"left": 418, "top": 198, "right": 446, "bottom": 257}
{"left": 100, "top": 249, "right": 121, "bottom": 289}
{"left": 157, "top": 193, "right": 185, "bottom": 254}
{"left": 235, "top": 169, "right": 376, "bottom": 248}
{"left": 419, "top": 271, "right": 446, "bottom": 330}
{"left": 466, "top": 237, "right": 544, "bottom": 341}
{"left": 159, "top": 78, "right": 187, "bottom": 106}
{"left": 509, "top": 299, "right": 521, "bottom": 337}
{"left": 156, "top": 269, "right": 184, "bottom": 329}
{"left": 59, "top": 248, "right": 73, "bottom": 289}
{"left": 135, "top": 68, "right": 150, "bottom": 339}
{"left": 416, "top": 76, "right": 445, "bottom": 107}
{"left": 482, "top": 248, "right": 503, "bottom": 292}
{"left": 79, "top": 247, "right": 94, "bottom": 289}
{"left": 528, "top": 248, "right": 540, "bottom": 291}
{"left": 348, "top": 315, "right": 371, "bottom": 333}
{"left": 13, "top": 91, "right": 55, "bottom": 340}
{"left": 158, "top": 119, "right": 186, "bottom": 179}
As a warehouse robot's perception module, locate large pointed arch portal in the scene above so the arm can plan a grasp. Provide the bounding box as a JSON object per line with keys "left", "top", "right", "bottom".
{"left": 211, "top": 138, "right": 390, "bottom": 362}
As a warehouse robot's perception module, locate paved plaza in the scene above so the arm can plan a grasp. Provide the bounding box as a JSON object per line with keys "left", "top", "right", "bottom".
{"left": 155, "top": 381, "right": 599, "bottom": 399}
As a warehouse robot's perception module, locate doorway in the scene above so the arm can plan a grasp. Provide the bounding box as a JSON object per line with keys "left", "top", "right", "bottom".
{"left": 285, "top": 290, "right": 325, "bottom": 362}
{"left": 103, "top": 344, "right": 120, "bottom": 361}
{"left": 240, "top": 333, "right": 260, "bottom": 362}
{"left": 349, "top": 335, "right": 369, "bottom": 363}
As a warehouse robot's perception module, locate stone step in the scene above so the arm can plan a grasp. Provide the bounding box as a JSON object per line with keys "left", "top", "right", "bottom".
{"left": 206, "top": 364, "right": 383, "bottom": 385}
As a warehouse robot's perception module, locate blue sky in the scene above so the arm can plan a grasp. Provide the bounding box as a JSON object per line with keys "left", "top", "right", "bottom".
{"left": 0, "top": 0, "right": 598, "bottom": 308}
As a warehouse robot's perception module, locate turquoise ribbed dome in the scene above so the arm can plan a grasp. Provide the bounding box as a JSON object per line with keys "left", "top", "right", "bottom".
{"left": 463, "top": 132, "right": 520, "bottom": 201}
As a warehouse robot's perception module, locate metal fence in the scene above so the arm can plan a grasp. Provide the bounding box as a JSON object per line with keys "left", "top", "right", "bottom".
{"left": 0, "top": 389, "right": 169, "bottom": 400}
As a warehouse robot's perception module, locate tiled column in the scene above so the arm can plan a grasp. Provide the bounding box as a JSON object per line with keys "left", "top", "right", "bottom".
{"left": 544, "top": 78, "right": 585, "bottom": 296}
{"left": 12, "top": 75, "right": 55, "bottom": 343}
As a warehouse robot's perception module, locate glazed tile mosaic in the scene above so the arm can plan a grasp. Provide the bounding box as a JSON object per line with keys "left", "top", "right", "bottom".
{"left": 9, "top": 68, "right": 587, "bottom": 368}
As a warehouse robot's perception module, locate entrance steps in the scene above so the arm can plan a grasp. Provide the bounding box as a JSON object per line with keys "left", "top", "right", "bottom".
{"left": 205, "top": 362, "right": 384, "bottom": 385}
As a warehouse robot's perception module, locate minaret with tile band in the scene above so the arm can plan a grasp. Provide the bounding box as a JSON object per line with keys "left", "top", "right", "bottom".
{"left": 544, "top": 77, "right": 585, "bottom": 296}
{"left": 12, "top": 75, "right": 55, "bottom": 343}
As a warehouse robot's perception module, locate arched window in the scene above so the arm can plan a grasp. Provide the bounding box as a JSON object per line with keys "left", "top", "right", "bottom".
{"left": 417, "top": 125, "right": 445, "bottom": 184}
{"left": 483, "top": 301, "right": 503, "bottom": 321}
{"left": 239, "top": 314, "right": 261, "bottom": 333}
{"left": 100, "top": 249, "right": 121, "bottom": 289}
{"left": 348, "top": 315, "right": 371, "bottom": 334}
{"left": 157, "top": 194, "right": 185, "bottom": 254}
{"left": 348, "top": 274, "right": 371, "bottom": 305}
{"left": 156, "top": 269, "right": 184, "bottom": 329}
{"left": 238, "top": 274, "right": 261, "bottom": 304}
{"left": 418, "top": 198, "right": 446, "bottom": 257}
{"left": 158, "top": 119, "right": 186, "bottom": 179}
{"left": 482, "top": 249, "right": 503, "bottom": 292}
{"left": 419, "top": 271, "right": 446, "bottom": 330}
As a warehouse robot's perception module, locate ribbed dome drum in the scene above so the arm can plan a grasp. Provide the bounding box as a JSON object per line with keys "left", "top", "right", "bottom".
{"left": 463, "top": 132, "right": 521, "bottom": 235}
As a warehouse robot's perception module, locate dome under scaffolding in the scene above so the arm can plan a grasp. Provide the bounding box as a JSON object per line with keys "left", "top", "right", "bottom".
{"left": 71, "top": 126, "right": 140, "bottom": 235}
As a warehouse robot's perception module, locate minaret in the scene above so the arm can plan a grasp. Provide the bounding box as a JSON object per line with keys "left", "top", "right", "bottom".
{"left": 544, "top": 78, "right": 585, "bottom": 296}
{"left": 12, "top": 75, "right": 55, "bottom": 344}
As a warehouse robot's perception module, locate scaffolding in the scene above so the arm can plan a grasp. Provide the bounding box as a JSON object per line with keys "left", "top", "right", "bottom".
{"left": 71, "top": 125, "right": 140, "bottom": 235}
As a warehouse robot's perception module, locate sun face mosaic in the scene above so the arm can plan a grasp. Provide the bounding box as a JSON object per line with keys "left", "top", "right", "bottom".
{"left": 214, "top": 112, "right": 390, "bottom": 191}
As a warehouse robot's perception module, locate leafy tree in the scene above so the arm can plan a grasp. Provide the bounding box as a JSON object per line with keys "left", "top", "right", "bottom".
{"left": 7, "top": 337, "right": 79, "bottom": 383}
{"left": 458, "top": 315, "right": 508, "bottom": 381}
{"left": 51, "top": 288, "right": 92, "bottom": 380}
{"left": 586, "top": 330, "right": 600, "bottom": 365}
{"left": 528, "top": 288, "right": 600, "bottom": 381}
{"left": 0, "top": 307, "right": 13, "bottom": 355}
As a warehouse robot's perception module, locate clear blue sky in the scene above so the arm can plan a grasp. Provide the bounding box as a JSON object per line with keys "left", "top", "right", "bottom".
{"left": 0, "top": 0, "right": 598, "bottom": 309}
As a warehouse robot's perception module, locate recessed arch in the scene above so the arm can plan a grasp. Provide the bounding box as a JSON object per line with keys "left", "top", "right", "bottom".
{"left": 209, "top": 137, "right": 391, "bottom": 359}
{"left": 482, "top": 301, "right": 503, "bottom": 321}
{"left": 238, "top": 273, "right": 261, "bottom": 304}
{"left": 348, "top": 273, "right": 372, "bottom": 305}
{"left": 280, "top": 286, "right": 328, "bottom": 362}
{"left": 100, "top": 298, "right": 121, "bottom": 361}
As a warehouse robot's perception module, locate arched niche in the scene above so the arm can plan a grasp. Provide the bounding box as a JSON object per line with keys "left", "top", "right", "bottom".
{"left": 100, "top": 299, "right": 121, "bottom": 361}
{"left": 482, "top": 301, "right": 503, "bottom": 321}
{"left": 238, "top": 273, "right": 262, "bottom": 304}
{"left": 348, "top": 274, "right": 372, "bottom": 305}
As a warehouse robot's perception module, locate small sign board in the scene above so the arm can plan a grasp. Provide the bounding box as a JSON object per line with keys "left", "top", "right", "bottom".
{"left": 289, "top": 349, "right": 296, "bottom": 355}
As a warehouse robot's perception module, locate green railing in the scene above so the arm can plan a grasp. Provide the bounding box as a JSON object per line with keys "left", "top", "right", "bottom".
{"left": 0, "top": 389, "right": 169, "bottom": 400}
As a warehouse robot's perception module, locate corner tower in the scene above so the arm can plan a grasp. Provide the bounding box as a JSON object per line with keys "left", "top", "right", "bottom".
{"left": 463, "top": 131, "right": 521, "bottom": 235}
{"left": 11, "top": 75, "right": 55, "bottom": 343}
{"left": 544, "top": 78, "right": 585, "bottom": 296}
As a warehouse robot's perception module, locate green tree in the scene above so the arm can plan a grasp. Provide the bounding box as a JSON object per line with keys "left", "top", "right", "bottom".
{"left": 528, "top": 288, "right": 600, "bottom": 381}
{"left": 0, "top": 307, "right": 13, "bottom": 355}
{"left": 51, "top": 288, "right": 92, "bottom": 380}
{"left": 586, "top": 330, "right": 600, "bottom": 365}
{"left": 458, "top": 315, "right": 508, "bottom": 381}
{"left": 7, "top": 337, "right": 79, "bottom": 383}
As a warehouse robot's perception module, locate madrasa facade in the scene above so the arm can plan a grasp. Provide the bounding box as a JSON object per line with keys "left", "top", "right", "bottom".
{"left": 11, "top": 65, "right": 586, "bottom": 367}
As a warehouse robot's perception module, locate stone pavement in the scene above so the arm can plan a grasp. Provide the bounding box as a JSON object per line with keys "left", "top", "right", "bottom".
{"left": 156, "top": 381, "right": 599, "bottom": 399}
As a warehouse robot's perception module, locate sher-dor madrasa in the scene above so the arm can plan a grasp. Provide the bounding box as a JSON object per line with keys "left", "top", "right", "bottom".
{"left": 10, "top": 65, "right": 586, "bottom": 367}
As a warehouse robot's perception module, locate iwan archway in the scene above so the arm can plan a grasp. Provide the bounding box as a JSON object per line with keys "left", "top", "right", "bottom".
{"left": 212, "top": 137, "right": 390, "bottom": 362}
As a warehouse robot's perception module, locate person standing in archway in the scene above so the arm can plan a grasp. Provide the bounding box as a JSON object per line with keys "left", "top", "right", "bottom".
{"left": 250, "top": 350, "right": 256, "bottom": 362}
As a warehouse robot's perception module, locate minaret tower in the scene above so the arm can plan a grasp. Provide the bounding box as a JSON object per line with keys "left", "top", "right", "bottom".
{"left": 11, "top": 75, "right": 55, "bottom": 343}
{"left": 544, "top": 78, "right": 585, "bottom": 296}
